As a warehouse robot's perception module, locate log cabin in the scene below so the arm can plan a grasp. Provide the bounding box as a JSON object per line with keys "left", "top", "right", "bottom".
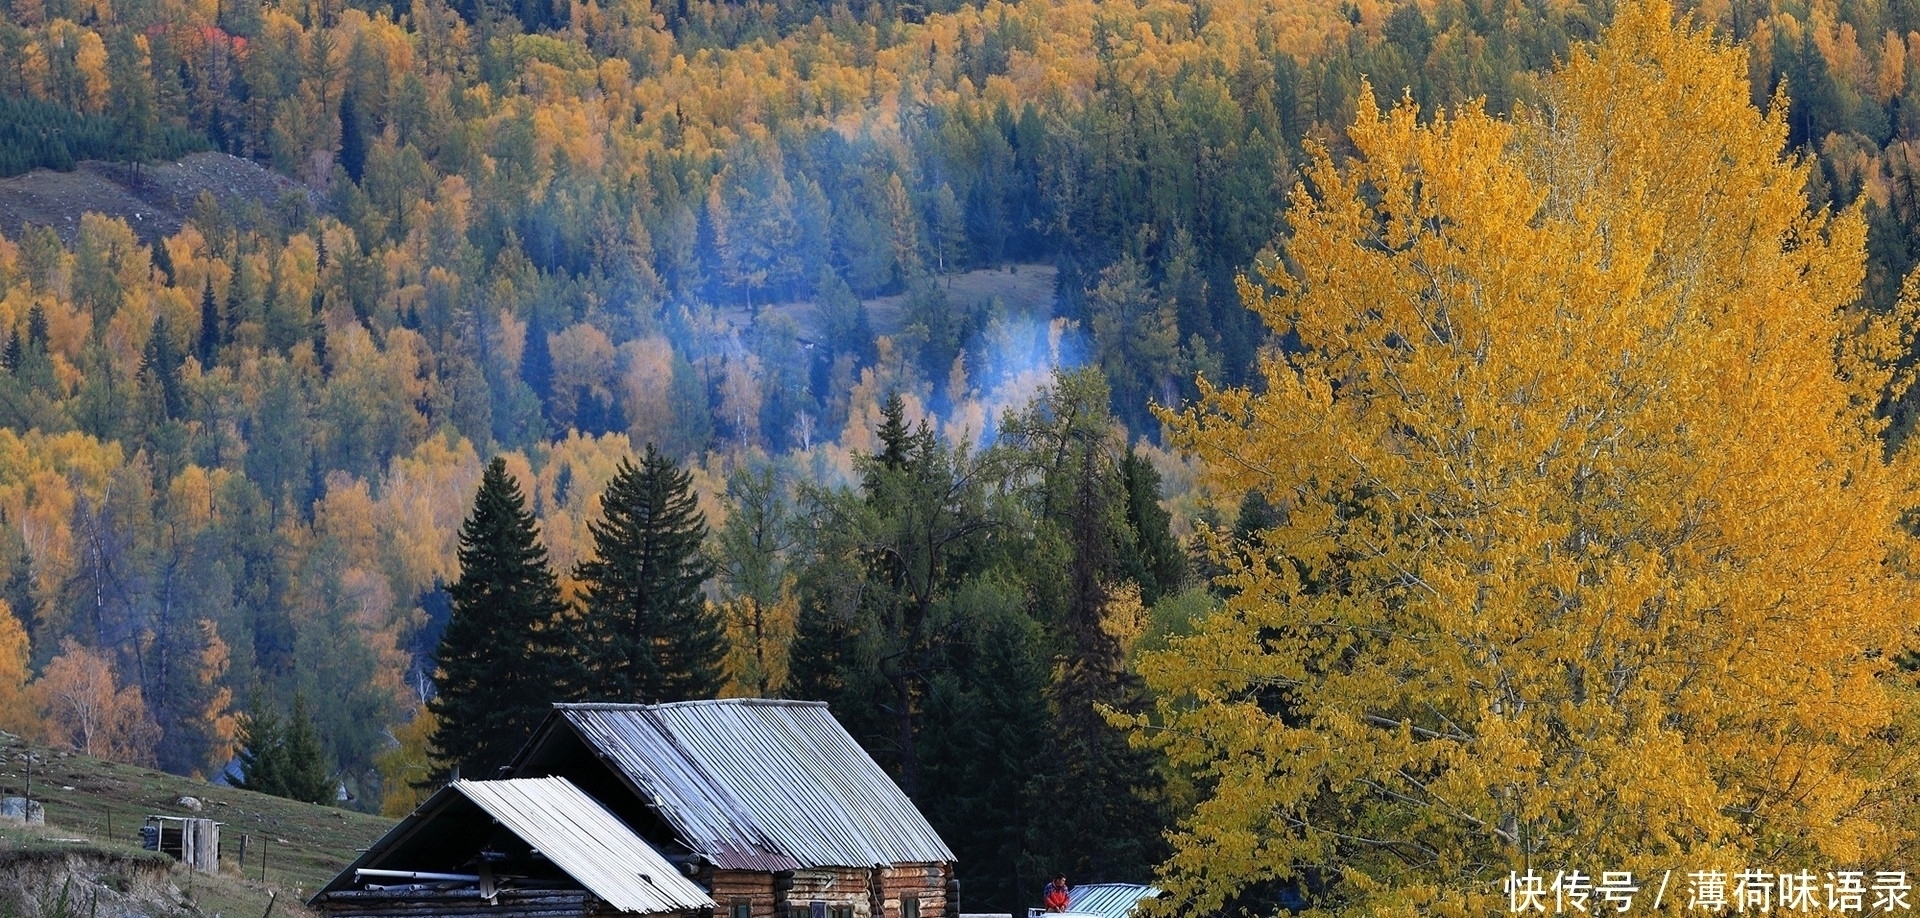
{"left": 505, "top": 700, "right": 957, "bottom": 918}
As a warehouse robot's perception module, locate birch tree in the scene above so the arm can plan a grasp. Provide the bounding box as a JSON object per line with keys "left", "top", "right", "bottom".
{"left": 1136, "top": 4, "right": 1920, "bottom": 914}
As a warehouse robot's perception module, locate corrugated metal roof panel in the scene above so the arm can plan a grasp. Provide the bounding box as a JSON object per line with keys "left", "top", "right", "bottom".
{"left": 1066, "top": 884, "right": 1161, "bottom": 918}
{"left": 556, "top": 700, "right": 955, "bottom": 870}
{"left": 455, "top": 778, "right": 715, "bottom": 914}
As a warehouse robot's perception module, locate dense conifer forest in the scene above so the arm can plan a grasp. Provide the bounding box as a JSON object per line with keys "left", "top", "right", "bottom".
{"left": 9, "top": 0, "right": 1920, "bottom": 912}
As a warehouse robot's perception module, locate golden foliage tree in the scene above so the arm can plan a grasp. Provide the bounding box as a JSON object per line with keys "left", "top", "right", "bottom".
{"left": 717, "top": 583, "right": 798, "bottom": 698}
{"left": 195, "top": 618, "right": 239, "bottom": 770}
{"left": 0, "top": 599, "right": 34, "bottom": 739}
{"left": 34, "top": 638, "right": 161, "bottom": 765}
{"left": 376, "top": 706, "right": 436, "bottom": 817}
{"left": 1137, "top": 4, "right": 1920, "bottom": 914}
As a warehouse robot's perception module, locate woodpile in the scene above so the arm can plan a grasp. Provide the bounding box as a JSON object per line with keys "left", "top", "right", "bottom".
{"left": 317, "top": 888, "right": 622, "bottom": 918}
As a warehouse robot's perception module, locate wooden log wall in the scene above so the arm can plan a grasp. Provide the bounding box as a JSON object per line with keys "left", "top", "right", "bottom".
{"left": 786, "top": 866, "right": 869, "bottom": 914}
{"left": 709, "top": 870, "right": 779, "bottom": 918}
{"left": 695, "top": 862, "right": 955, "bottom": 918}
{"left": 874, "top": 863, "right": 951, "bottom": 918}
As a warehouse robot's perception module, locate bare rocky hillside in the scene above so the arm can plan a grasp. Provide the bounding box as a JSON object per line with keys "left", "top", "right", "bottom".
{"left": 0, "top": 153, "right": 314, "bottom": 246}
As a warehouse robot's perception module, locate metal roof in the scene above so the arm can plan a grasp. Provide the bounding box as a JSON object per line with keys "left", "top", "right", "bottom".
{"left": 456, "top": 778, "right": 715, "bottom": 913}
{"left": 312, "top": 777, "right": 714, "bottom": 915}
{"left": 1066, "top": 884, "right": 1162, "bottom": 918}
{"left": 532, "top": 700, "right": 955, "bottom": 871}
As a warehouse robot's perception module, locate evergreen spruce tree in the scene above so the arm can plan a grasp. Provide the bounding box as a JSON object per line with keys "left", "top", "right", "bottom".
{"left": 197, "top": 277, "right": 220, "bottom": 368}
{"left": 1119, "top": 447, "right": 1183, "bottom": 606}
{"left": 1026, "top": 441, "right": 1170, "bottom": 884}
{"left": 874, "top": 392, "right": 912, "bottom": 472}
{"left": 520, "top": 314, "right": 555, "bottom": 412}
{"left": 426, "top": 457, "right": 575, "bottom": 783}
{"left": 151, "top": 239, "right": 175, "bottom": 285}
{"left": 140, "top": 315, "right": 186, "bottom": 420}
{"left": 229, "top": 693, "right": 332, "bottom": 804}
{"left": 229, "top": 701, "right": 286, "bottom": 796}
{"left": 282, "top": 693, "right": 333, "bottom": 805}
{"left": 25, "top": 306, "right": 48, "bottom": 352}
{"left": 576, "top": 445, "right": 723, "bottom": 703}
{"left": 995, "top": 370, "right": 1174, "bottom": 885}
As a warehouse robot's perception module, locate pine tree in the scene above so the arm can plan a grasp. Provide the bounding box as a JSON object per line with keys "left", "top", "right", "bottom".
{"left": 794, "top": 409, "right": 1008, "bottom": 799}
{"left": 150, "top": 239, "right": 174, "bottom": 285}
{"left": 521, "top": 314, "right": 554, "bottom": 411}
{"left": 282, "top": 693, "right": 333, "bottom": 804}
{"left": 426, "top": 457, "right": 576, "bottom": 783}
{"left": 3, "top": 553, "right": 36, "bottom": 640}
{"left": 1119, "top": 447, "right": 1182, "bottom": 606}
{"left": 996, "top": 370, "right": 1172, "bottom": 884}
{"left": 229, "top": 701, "right": 285, "bottom": 795}
{"left": 1027, "top": 441, "right": 1169, "bottom": 884}
{"left": 230, "top": 693, "right": 332, "bottom": 804}
{"left": 576, "top": 445, "right": 723, "bottom": 703}
{"left": 25, "top": 305, "right": 48, "bottom": 352}
{"left": 874, "top": 392, "right": 912, "bottom": 472}
{"left": 140, "top": 315, "right": 186, "bottom": 420}
{"left": 197, "top": 277, "right": 220, "bottom": 367}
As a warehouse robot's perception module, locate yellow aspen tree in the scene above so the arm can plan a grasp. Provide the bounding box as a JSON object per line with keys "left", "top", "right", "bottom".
{"left": 1135, "top": 4, "right": 1920, "bottom": 915}
{"left": 619, "top": 336, "right": 679, "bottom": 448}
{"left": 377, "top": 434, "right": 484, "bottom": 596}
{"left": 0, "top": 600, "right": 34, "bottom": 739}
{"left": 375, "top": 706, "right": 436, "bottom": 817}
{"left": 33, "top": 638, "right": 161, "bottom": 765}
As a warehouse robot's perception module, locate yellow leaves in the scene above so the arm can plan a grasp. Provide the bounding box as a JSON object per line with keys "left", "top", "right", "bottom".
{"left": 196, "top": 619, "right": 238, "bottom": 768}
{"left": 717, "top": 579, "right": 798, "bottom": 697}
{"left": 531, "top": 430, "right": 645, "bottom": 599}
{"left": 67, "top": 23, "right": 109, "bottom": 113}
{"left": 0, "top": 429, "right": 123, "bottom": 613}
{"left": 33, "top": 638, "right": 160, "bottom": 765}
{"left": 304, "top": 436, "right": 486, "bottom": 679}
{"left": 0, "top": 600, "right": 33, "bottom": 740}
{"left": 374, "top": 706, "right": 437, "bottom": 817}
{"left": 531, "top": 100, "right": 609, "bottom": 176}
{"left": 1099, "top": 580, "right": 1148, "bottom": 655}
{"left": 167, "top": 465, "right": 226, "bottom": 530}
{"left": 549, "top": 322, "right": 619, "bottom": 422}
{"left": 1147, "top": 1, "right": 1920, "bottom": 910}
{"left": 619, "top": 335, "right": 680, "bottom": 448}
{"left": 380, "top": 434, "right": 485, "bottom": 594}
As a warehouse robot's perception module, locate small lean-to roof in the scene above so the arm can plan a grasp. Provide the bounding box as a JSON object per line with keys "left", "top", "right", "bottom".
{"left": 519, "top": 700, "right": 954, "bottom": 871}
{"left": 313, "top": 777, "right": 714, "bottom": 915}
{"left": 1066, "top": 884, "right": 1163, "bottom": 918}
{"left": 457, "top": 778, "right": 714, "bottom": 913}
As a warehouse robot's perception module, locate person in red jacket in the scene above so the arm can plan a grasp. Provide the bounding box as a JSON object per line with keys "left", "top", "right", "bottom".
{"left": 1043, "top": 876, "right": 1070, "bottom": 912}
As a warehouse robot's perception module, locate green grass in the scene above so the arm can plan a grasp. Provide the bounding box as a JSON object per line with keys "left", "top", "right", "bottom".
{"left": 0, "top": 731, "right": 394, "bottom": 918}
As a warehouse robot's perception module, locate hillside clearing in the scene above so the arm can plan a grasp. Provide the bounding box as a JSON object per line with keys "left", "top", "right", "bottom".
{"left": 0, "top": 731, "right": 392, "bottom": 918}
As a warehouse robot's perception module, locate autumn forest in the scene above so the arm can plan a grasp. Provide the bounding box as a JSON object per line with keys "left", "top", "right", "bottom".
{"left": 4, "top": 0, "right": 1920, "bottom": 912}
